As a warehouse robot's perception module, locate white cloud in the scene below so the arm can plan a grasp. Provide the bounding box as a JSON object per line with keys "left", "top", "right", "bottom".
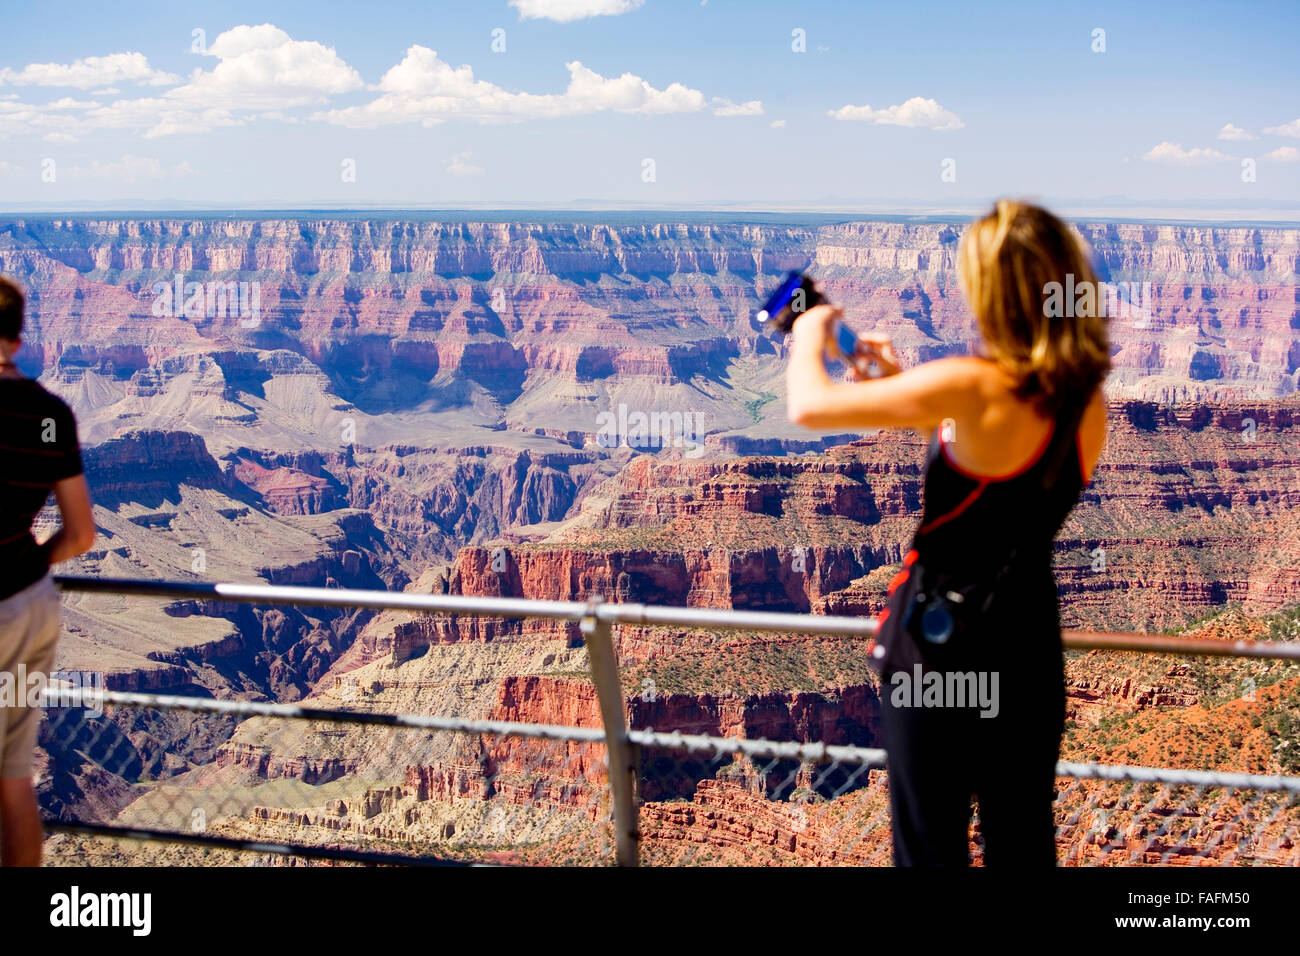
{"left": 85, "top": 24, "right": 364, "bottom": 137}
{"left": 712, "top": 98, "right": 763, "bottom": 117}
{"left": 319, "top": 47, "right": 707, "bottom": 126}
{"left": 42, "top": 97, "right": 100, "bottom": 110}
{"left": 0, "top": 25, "right": 750, "bottom": 142}
{"left": 0, "top": 25, "right": 363, "bottom": 140}
{"left": 0, "top": 52, "right": 179, "bottom": 89}
{"left": 1264, "top": 146, "right": 1300, "bottom": 162}
{"left": 1263, "top": 117, "right": 1300, "bottom": 138}
{"left": 1141, "top": 141, "right": 1235, "bottom": 164}
{"left": 829, "top": 96, "right": 963, "bottom": 130}
{"left": 509, "top": 0, "right": 644, "bottom": 22}
{"left": 83, "top": 99, "right": 245, "bottom": 138}
{"left": 563, "top": 60, "right": 704, "bottom": 113}
{"left": 0, "top": 96, "right": 84, "bottom": 139}
{"left": 446, "top": 151, "right": 484, "bottom": 177}
{"left": 171, "top": 24, "right": 362, "bottom": 110}
{"left": 61, "top": 154, "right": 195, "bottom": 182}
{"left": 1217, "top": 123, "right": 1255, "bottom": 141}
{"left": 0, "top": 160, "right": 22, "bottom": 177}
{"left": 769, "top": 119, "right": 785, "bottom": 128}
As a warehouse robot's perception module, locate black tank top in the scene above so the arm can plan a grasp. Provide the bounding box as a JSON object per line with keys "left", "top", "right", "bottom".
{"left": 912, "top": 399, "right": 1090, "bottom": 577}
{"left": 875, "top": 393, "right": 1092, "bottom": 672}
{"left": 880, "top": 394, "right": 1091, "bottom": 614}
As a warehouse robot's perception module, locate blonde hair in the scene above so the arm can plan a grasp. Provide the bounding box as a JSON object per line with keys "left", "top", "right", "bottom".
{"left": 957, "top": 199, "right": 1110, "bottom": 417}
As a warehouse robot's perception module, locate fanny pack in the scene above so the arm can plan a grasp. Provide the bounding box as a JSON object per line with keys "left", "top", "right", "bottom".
{"left": 904, "top": 557, "right": 1013, "bottom": 644}
{"left": 875, "top": 553, "right": 1017, "bottom": 673}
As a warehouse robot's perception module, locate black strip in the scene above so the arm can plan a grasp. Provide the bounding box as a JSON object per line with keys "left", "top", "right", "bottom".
{"left": 54, "top": 575, "right": 220, "bottom": 598}
{"left": 1040, "top": 392, "right": 1090, "bottom": 489}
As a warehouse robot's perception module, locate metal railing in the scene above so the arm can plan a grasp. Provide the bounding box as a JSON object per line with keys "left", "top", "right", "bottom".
{"left": 39, "top": 574, "right": 1300, "bottom": 867}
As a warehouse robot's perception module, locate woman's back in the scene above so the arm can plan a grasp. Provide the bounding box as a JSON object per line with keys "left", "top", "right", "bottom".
{"left": 912, "top": 358, "right": 1104, "bottom": 579}
{"left": 935, "top": 356, "right": 1105, "bottom": 480}
{"left": 919, "top": 409, "right": 1080, "bottom": 592}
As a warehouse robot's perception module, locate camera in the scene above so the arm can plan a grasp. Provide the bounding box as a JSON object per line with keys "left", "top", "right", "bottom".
{"left": 918, "top": 593, "right": 960, "bottom": 644}
{"left": 757, "top": 270, "right": 866, "bottom": 369}
{"left": 901, "top": 588, "right": 967, "bottom": 645}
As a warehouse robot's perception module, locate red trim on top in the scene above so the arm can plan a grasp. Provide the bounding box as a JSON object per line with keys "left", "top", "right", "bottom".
{"left": 1077, "top": 429, "right": 1092, "bottom": 485}
{"left": 886, "top": 568, "right": 910, "bottom": 596}
{"left": 918, "top": 479, "right": 989, "bottom": 536}
{"left": 939, "top": 420, "right": 1055, "bottom": 483}
{"left": 903, "top": 548, "right": 919, "bottom": 567}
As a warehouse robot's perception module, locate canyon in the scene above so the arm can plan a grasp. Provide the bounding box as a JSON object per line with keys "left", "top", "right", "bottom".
{"left": 6, "top": 213, "right": 1295, "bottom": 866}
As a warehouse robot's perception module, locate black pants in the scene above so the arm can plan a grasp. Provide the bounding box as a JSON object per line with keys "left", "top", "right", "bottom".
{"left": 878, "top": 643, "right": 1065, "bottom": 866}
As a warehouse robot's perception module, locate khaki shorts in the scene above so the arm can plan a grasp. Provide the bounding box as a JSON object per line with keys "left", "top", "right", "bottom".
{"left": 0, "top": 574, "right": 61, "bottom": 779}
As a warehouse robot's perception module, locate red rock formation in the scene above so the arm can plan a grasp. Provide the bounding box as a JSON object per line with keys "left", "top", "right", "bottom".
{"left": 82, "top": 430, "right": 230, "bottom": 506}
{"left": 7, "top": 217, "right": 1296, "bottom": 409}
{"left": 629, "top": 686, "right": 880, "bottom": 743}
{"left": 214, "top": 742, "right": 355, "bottom": 785}
{"left": 233, "top": 460, "right": 338, "bottom": 515}
{"left": 443, "top": 398, "right": 1299, "bottom": 633}
{"left": 639, "top": 778, "right": 890, "bottom": 865}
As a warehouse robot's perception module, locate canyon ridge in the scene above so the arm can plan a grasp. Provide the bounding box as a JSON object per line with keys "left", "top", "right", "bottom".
{"left": 4, "top": 213, "right": 1296, "bottom": 865}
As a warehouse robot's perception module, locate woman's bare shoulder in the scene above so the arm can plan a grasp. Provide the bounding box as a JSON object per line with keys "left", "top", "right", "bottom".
{"left": 925, "top": 355, "right": 995, "bottom": 387}
{"left": 945, "top": 355, "right": 1019, "bottom": 398}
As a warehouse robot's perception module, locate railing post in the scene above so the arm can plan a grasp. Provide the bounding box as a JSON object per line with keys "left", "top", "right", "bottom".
{"left": 581, "top": 595, "right": 640, "bottom": 867}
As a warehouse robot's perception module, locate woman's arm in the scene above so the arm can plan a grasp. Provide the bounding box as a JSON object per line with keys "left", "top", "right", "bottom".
{"left": 786, "top": 305, "right": 979, "bottom": 432}
{"left": 44, "top": 473, "right": 95, "bottom": 564}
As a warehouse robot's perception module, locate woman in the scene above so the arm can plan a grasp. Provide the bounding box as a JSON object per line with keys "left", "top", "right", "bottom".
{"left": 786, "top": 200, "right": 1110, "bottom": 866}
{"left": 0, "top": 275, "right": 95, "bottom": 866}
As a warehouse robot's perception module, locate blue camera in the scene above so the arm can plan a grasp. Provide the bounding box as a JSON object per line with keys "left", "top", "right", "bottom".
{"left": 757, "top": 271, "right": 861, "bottom": 365}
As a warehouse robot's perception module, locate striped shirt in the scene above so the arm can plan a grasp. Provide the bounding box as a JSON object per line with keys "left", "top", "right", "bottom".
{"left": 0, "top": 378, "right": 84, "bottom": 600}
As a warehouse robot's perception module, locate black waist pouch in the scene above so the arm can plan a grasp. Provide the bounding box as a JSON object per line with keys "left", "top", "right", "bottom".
{"left": 874, "top": 557, "right": 1011, "bottom": 675}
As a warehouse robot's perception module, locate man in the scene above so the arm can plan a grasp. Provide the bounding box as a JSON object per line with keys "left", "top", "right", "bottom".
{"left": 0, "top": 276, "right": 94, "bottom": 866}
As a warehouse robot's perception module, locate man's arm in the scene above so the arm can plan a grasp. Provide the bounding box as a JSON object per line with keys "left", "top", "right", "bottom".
{"left": 44, "top": 473, "right": 95, "bottom": 564}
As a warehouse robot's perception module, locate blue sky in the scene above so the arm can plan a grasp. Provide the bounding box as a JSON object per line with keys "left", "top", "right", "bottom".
{"left": 0, "top": 0, "right": 1296, "bottom": 216}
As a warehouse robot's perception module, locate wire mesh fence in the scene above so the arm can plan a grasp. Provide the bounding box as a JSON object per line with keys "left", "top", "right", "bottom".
{"left": 1054, "top": 775, "right": 1300, "bottom": 867}
{"left": 38, "top": 692, "right": 617, "bottom": 866}
{"left": 33, "top": 687, "right": 1300, "bottom": 867}
{"left": 631, "top": 736, "right": 1300, "bottom": 867}
{"left": 32, "top": 576, "right": 1300, "bottom": 867}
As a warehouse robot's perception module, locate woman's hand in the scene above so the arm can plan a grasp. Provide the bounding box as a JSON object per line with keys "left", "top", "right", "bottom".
{"left": 851, "top": 332, "right": 901, "bottom": 380}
